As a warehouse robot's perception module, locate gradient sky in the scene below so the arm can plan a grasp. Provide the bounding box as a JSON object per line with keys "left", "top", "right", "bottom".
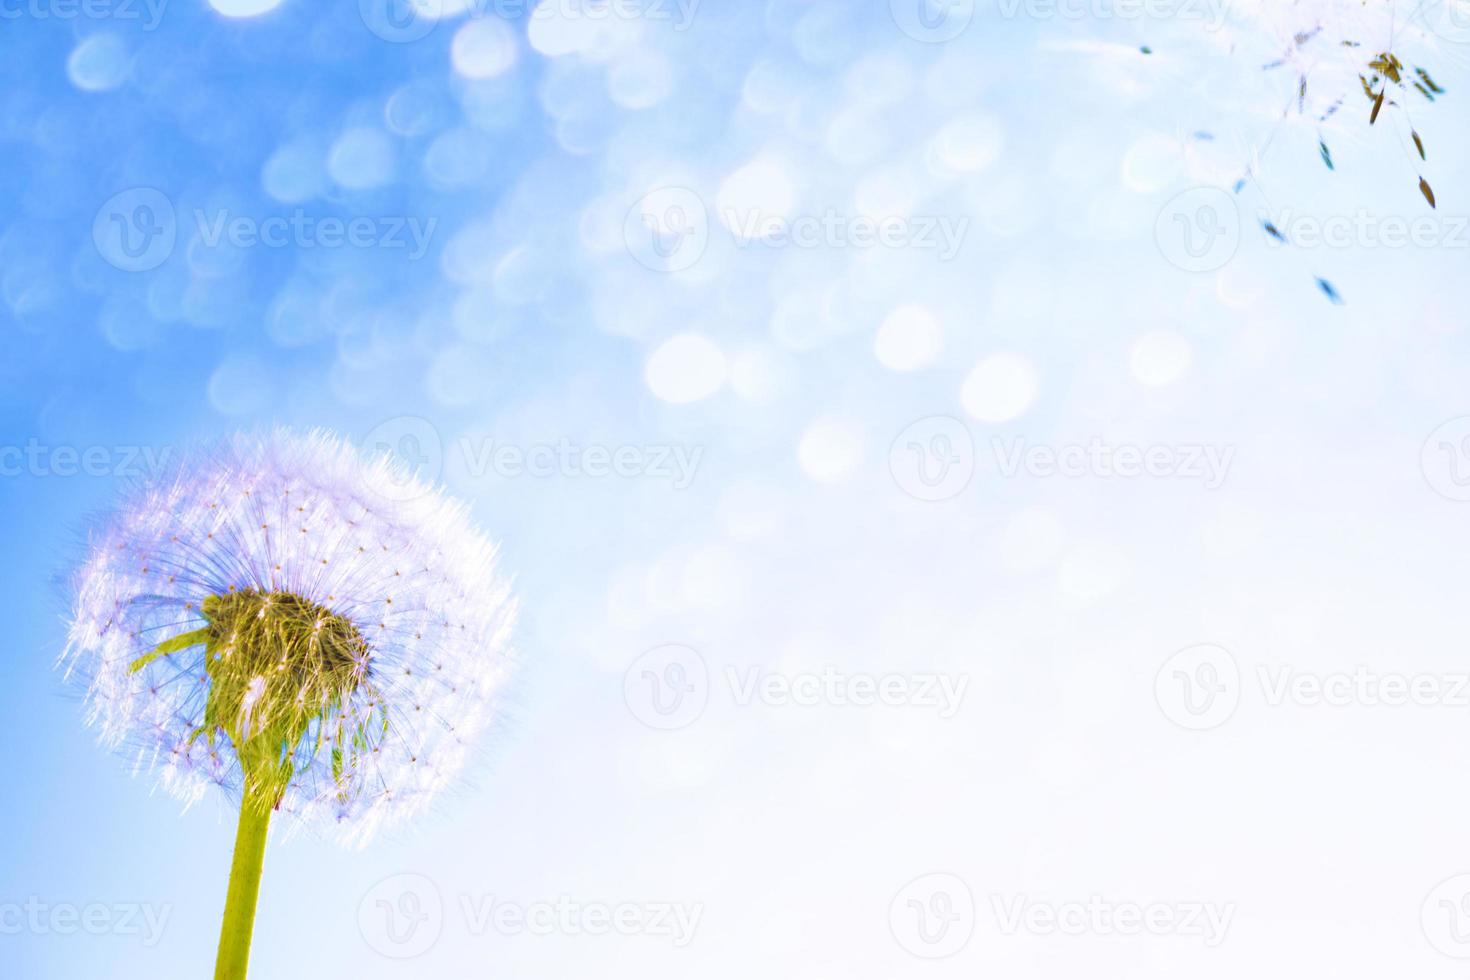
{"left": 4, "top": 1, "right": 1470, "bottom": 978}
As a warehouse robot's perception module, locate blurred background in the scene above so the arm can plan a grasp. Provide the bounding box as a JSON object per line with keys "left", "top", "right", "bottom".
{"left": 5, "top": 1, "right": 1470, "bottom": 977}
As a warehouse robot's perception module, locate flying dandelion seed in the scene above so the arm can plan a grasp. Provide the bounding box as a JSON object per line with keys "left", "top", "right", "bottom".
{"left": 1158, "top": 0, "right": 1455, "bottom": 302}
{"left": 59, "top": 429, "right": 517, "bottom": 978}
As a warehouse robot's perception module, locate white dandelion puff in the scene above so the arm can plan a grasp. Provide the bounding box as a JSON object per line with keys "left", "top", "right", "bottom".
{"left": 60, "top": 428, "right": 517, "bottom": 847}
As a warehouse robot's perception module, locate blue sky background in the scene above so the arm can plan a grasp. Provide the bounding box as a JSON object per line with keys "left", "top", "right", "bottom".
{"left": 5, "top": 1, "right": 1470, "bottom": 978}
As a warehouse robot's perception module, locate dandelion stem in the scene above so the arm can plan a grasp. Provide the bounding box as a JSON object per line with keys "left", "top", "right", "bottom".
{"left": 213, "top": 786, "right": 272, "bottom": 980}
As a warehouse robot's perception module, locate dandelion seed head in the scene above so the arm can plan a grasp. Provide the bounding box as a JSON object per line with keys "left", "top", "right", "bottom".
{"left": 61, "top": 429, "right": 517, "bottom": 845}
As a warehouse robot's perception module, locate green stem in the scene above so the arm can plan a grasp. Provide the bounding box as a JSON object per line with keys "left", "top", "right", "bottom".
{"left": 213, "top": 786, "right": 272, "bottom": 980}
